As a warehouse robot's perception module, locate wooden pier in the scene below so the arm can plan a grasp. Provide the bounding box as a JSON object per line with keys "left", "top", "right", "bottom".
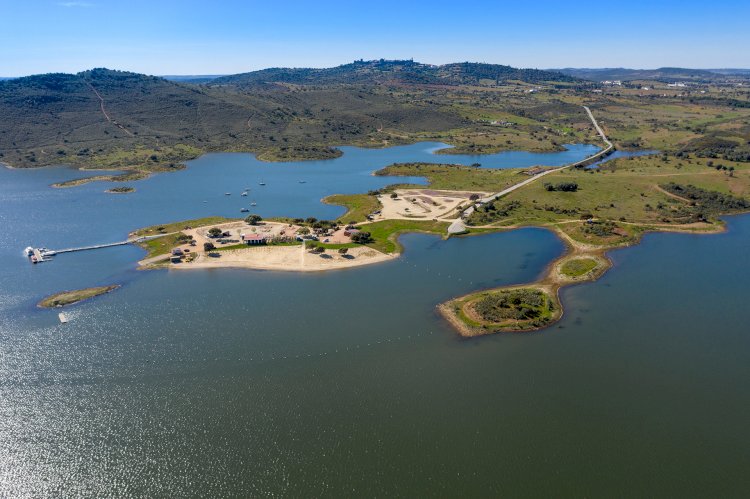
{"left": 55, "top": 240, "right": 134, "bottom": 254}
{"left": 27, "top": 236, "right": 153, "bottom": 264}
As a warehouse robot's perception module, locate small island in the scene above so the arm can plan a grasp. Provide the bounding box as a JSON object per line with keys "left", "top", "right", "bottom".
{"left": 106, "top": 186, "right": 135, "bottom": 194}
{"left": 38, "top": 285, "right": 120, "bottom": 308}
{"left": 441, "top": 286, "right": 560, "bottom": 336}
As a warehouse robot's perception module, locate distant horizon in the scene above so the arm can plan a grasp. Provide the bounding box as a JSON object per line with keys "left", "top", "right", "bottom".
{"left": 2, "top": 60, "right": 750, "bottom": 79}
{"left": 2, "top": 0, "right": 749, "bottom": 76}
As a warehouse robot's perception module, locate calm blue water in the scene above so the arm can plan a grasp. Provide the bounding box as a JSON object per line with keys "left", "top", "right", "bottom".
{"left": 2, "top": 143, "right": 749, "bottom": 496}
{"left": 587, "top": 148, "right": 659, "bottom": 168}
{"left": 0, "top": 142, "right": 596, "bottom": 315}
{"left": 425, "top": 142, "right": 600, "bottom": 168}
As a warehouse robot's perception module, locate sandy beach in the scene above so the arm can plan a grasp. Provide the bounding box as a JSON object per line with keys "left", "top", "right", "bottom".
{"left": 172, "top": 244, "right": 395, "bottom": 272}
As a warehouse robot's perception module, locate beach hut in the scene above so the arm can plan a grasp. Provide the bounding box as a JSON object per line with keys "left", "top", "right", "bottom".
{"left": 242, "top": 233, "right": 267, "bottom": 245}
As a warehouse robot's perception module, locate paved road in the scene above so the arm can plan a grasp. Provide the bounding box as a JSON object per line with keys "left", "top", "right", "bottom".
{"left": 448, "top": 106, "right": 612, "bottom": 234}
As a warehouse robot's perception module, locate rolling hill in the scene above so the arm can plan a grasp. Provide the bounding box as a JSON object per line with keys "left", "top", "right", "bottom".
{"left": 0, "top": 61, "right": 581, "bottom": 171}
{"left": 211, "top": 59, "right": 578, "bottom": 87}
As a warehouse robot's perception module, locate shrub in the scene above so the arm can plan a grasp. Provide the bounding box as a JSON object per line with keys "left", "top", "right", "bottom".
{"left": 474, "top": 289, "right": 551, "bottom": 322}
{"left": 351, "top": 231, "right": 373, "bottom": 244}
{"left": 545, "top": 182, "right": 578, "bottom": 192}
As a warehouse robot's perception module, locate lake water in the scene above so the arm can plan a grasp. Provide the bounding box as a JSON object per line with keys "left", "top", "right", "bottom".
{"left": 586, "top": 148, "right": 660, "bottom": 168}
{"left": 2, "top": 143, "right": 749, "bottom": 496}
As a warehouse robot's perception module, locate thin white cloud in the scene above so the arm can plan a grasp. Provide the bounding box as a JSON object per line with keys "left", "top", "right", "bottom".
{"left": 58, "top": 1, "right": 94, "bottom": 7}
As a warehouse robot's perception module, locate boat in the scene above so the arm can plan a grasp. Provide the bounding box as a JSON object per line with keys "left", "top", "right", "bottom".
{"left": 258, "top": 181, "right": 266, "bottom": 186}
{"left": 58, "top": 312, "right": 68, "bottom": 324}
{"left": 240, "top": 208, "right": 249, "bottom": 213}
{"left": 250, "top": 201, "right": 257, "bottom": 206}
{"left": 40, "top": 250, "right": 57, "bottom": 257}
{"left": 241, "top": 191, "right": 248, "bottom": 197}
{"left": 299, "top": 180, "right": 306, "bottom": 183}
{"left": 24, "top": 246, "right": 34, "bottom": 257}
{"left": 225, "top": 192, "right": 231, "bottom": 196}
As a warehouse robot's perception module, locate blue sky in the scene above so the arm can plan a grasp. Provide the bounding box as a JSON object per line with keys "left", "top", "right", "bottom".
{"left": 1, "top": 0, "right": 748, "bottom": 76}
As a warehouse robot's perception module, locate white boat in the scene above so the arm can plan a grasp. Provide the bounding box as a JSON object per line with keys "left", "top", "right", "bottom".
{"left": 58, "top": 312, "right": 68, "bottom": 324}
{"left": 250, "top": 201, "right": 257, "bottom": 206}
{"left": 225, "top": 192, "right": 231, "bottom": 196}
{"left": 258, "top": 181, "right": 266, "bottom": 186}
{"left": 24, "top": 246, "right": 34, "bottom": 256}
{"left": 241, "top": 191, "right": 248, "bottom": 196}
{"left": 240, "top": 208, "right": 249, "bottom": 213}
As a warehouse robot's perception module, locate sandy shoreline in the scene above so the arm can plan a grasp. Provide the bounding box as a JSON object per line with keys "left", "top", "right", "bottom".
{"left": 170, "top": 244, "right": 396, "bottom": 272}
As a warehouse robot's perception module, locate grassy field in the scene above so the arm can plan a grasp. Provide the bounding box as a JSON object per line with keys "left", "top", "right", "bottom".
{"left": 463, "top": 154, "right": 750, "bottom": 228}
{"left": 560, "top": 258, "right": 599, "bottom": 277}
{"left": 359, "top": 219, "right": 450, "bottom": 253}
{"left": 131, "top": 217, "right": 234, "bottom": 237}
{"left": 132, "top": 216, "right": 234, "bottom": 258}
{"left": 323, "top": 193, "right": 382, "bottom": 222}
{"left": 38, "top": 285, "right": 120, "bottom": 308}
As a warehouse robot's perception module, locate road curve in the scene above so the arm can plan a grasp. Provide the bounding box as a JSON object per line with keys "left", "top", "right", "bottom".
{"left": 447, "top": 106, "right": 612, "bottom": 234}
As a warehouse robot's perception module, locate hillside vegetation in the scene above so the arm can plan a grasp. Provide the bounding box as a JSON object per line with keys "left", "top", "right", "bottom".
{"left": 2, "top": 60, "right": 749, "bottom": 195}
{"left": 212, "top": 59, "right": 578, "bottom": 87}
{"left": 0, "top": 61, "right": 585, "bottom": 172}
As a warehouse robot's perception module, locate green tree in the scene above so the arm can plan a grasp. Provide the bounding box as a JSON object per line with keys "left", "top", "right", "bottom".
{"left": 351, "top": 231, "right": 373, "bottom": 244}
{"left": 203, "top": 242, "right": 215, "bottom": 252}
{"left": 207, "top": 227, "right": 223, "bottom": 238}
{"left": 245, "top": 214, "right": 262, "bottom": 225}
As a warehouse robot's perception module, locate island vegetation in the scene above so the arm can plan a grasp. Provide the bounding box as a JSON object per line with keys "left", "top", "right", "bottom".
{"left": 441, "top": 286, "right": 559, "bottom": 336}
{"left": 38, "top": 285, "right": 120, "bottom": 308}
{"left": 560, "top": 257, "right": 599, "bottom": 278}
{"left": 105, "top": 186, "right": 135, "bottom": 193}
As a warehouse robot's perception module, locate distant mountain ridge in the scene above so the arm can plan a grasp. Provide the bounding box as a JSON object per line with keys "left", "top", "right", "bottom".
{"left": 210, "top": 59, "right": 578, "bottom": 87}
{"left": 161, "top": 75, "right": 226, "bottom": 84}
{"left": 554, "top": 67, "right": 749, "bottom": 82}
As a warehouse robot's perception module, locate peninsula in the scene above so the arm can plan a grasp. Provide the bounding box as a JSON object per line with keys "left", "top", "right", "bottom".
{"left": 6, "top": 61, "right": 750, "bottom": 335}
